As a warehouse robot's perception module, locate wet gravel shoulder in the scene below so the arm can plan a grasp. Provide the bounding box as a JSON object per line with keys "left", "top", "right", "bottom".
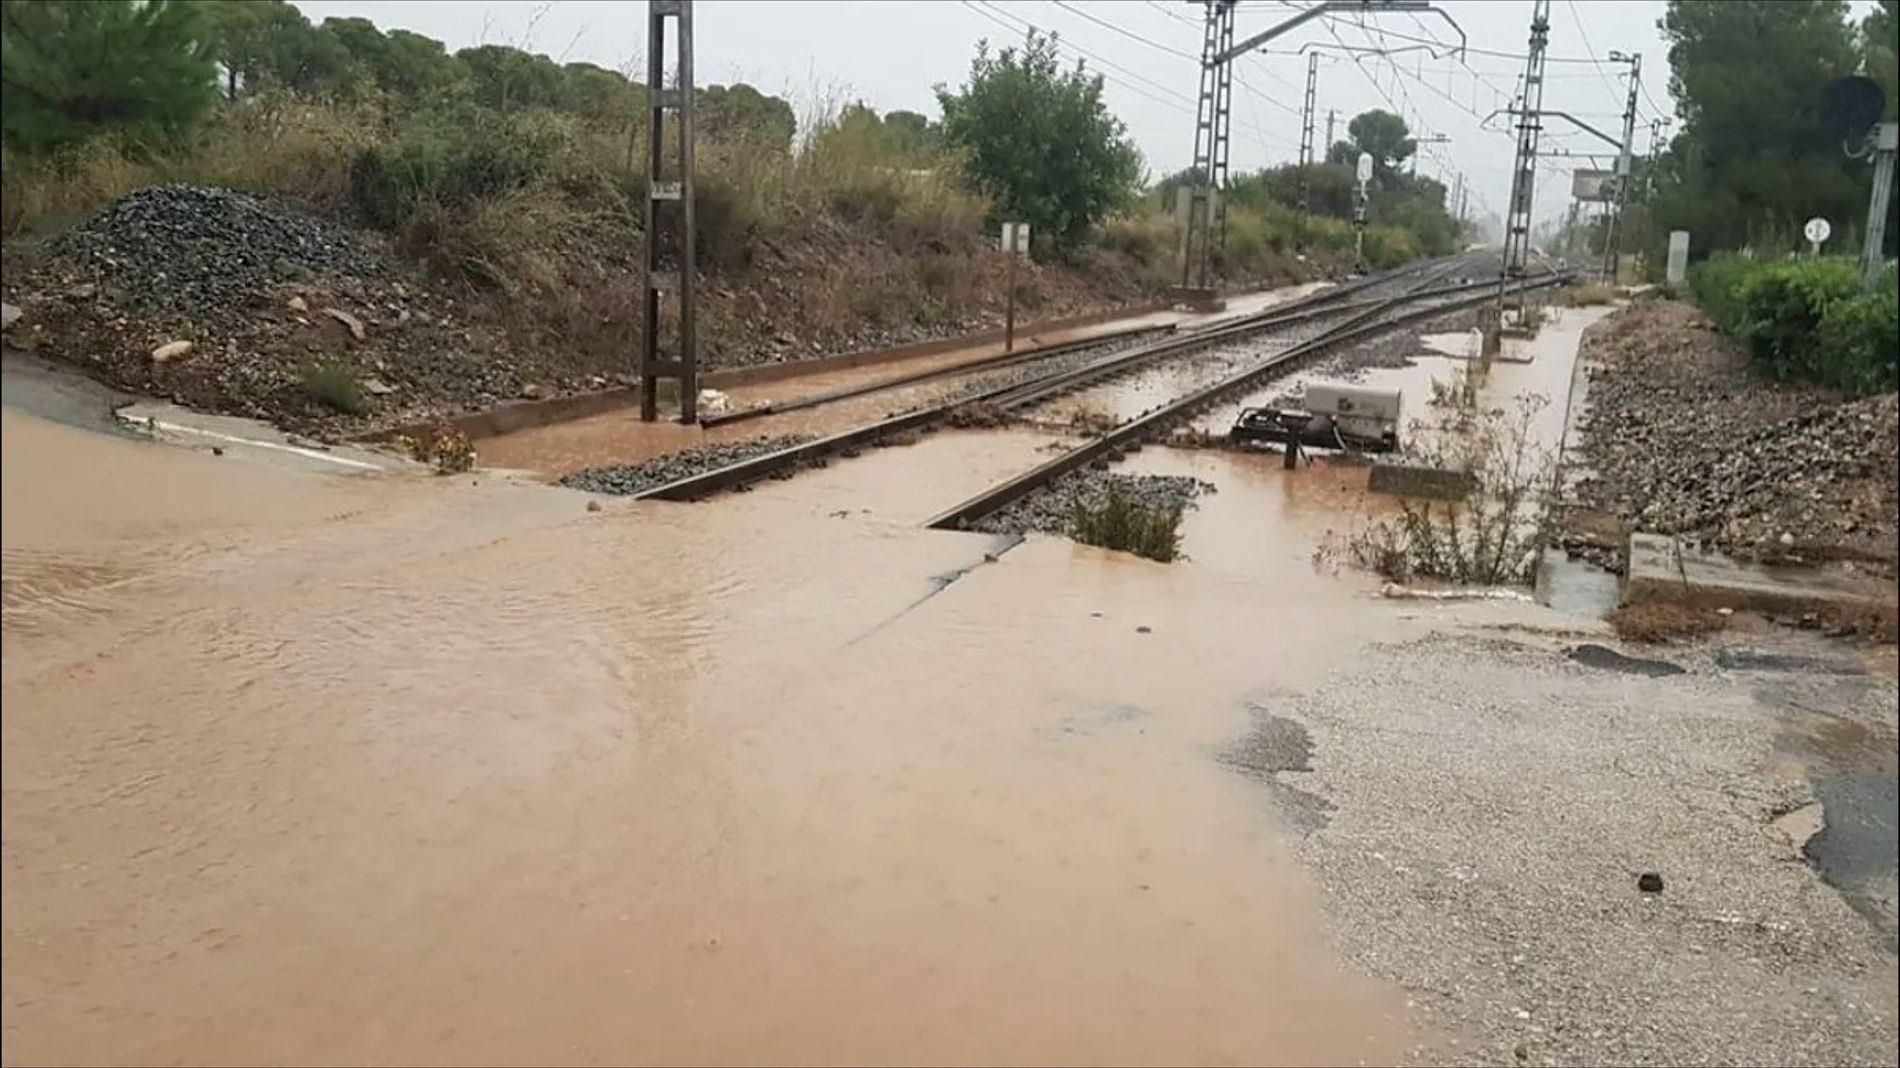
{"left": 1564, "top": 300, "right": 1898, "bottom": 574}
{"left": 1254, "top": 628, "right": 1899, "bottom": 1067}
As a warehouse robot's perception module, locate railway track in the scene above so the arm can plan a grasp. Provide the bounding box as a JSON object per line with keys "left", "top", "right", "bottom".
{"left": 621, "top": 255, "right": 1524, "bottom": 504}
{"left": 924, "top": 267, "right": 1569, "bottom": 531}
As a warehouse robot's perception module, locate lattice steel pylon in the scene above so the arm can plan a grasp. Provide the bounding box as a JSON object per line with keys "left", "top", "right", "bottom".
{"left": 1500, "top": 0, "right": 1550, "bottom": 283}
{"left": 1182, "top": 0, "right": 1236, "bottom": 289}
{"left": 1599, "top": 53, "right": 1641, "bottom": 283}
{"left": 640, "top": 0, "right": 697, "bottom": 423}
{"left": 1297, "top": 50, "right": 1319, "bottom": 212}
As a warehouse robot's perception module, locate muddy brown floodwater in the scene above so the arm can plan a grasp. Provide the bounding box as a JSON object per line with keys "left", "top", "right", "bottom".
{"left": 4, "top": 406, "right": 1425, "bottom": 1066}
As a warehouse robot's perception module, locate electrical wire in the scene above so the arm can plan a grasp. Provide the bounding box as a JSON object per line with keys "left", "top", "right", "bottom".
{"left": 1564, "top": 0, "right": 1628, "bottom": 111}
{"left": 964, "top": 0, "right": 1297, "bottom": 153}
{"left": 961, "top": 0, "right": 1194, "bottom": 113}
{"left": 1052, "top": 0, "right": 1200, "bottom": 62}
{"left": 971, "top": 1, "right": 1197, "bottom": 108}
{"left": 1052, "top": 0, "right": 1301, "bottom": 118}
{"left": 1144, "top": 0, "right": 1201, "bottom": 29}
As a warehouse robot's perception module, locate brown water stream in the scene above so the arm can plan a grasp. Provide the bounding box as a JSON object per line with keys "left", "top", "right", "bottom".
{"left": 4, "top": 408, "right": 1415, "bottom": 1066}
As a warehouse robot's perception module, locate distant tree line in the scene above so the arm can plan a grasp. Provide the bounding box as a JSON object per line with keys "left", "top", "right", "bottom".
{"left": 0, "top": 0, "right": 797, "bottom": 154}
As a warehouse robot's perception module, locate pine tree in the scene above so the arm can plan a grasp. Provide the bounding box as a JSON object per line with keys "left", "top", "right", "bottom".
{"left": 1, "top": 0, "right": 218, "bottom": 155}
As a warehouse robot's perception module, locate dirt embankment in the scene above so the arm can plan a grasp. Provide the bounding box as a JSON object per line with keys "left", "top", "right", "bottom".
{"left": 0, "top": 185, "right": 1334, "bottom": 439}
{"left": 1565, "top": 299, "right": 1899, "bottom": 575}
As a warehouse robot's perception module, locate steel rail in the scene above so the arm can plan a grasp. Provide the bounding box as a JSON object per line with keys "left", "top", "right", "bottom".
{"left": 924, "top": 272, "right": 1569, "bottom": 531}
{"left": 625, "top": 256, "right": 1483, "bottom": 503}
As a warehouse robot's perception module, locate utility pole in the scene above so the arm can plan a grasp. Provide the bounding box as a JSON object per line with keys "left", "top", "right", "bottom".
{"left": 1632, "top": 117, "right": 1669, "bottom": 279}
{"left": 1599, "top": 51, "right": 1641, "bottom": 284}
{"left": 639, "top": 0, "right": 697, "bottom": 423}
{"left": 1325, "top": 108, "right": 1337, "bottom": 156}
{"left": 1182, "top": 0, "right": 1236, "bottom": 290}
{"left": 1452, "top": 171, "right": 1465, "bottom": 227}
{"left": 1862, "top": 122, "right": 1897, "bottom": 293}
{"left": 1500, "top": 0, "right": 1550, "bottom": 285}
{"left": 1297, "top": 50, "right": 1320, "bottom": 212}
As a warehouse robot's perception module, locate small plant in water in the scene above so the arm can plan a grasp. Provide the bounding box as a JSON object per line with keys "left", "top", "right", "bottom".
{"left": 1328, "top": 394, "right": 1558, "bottom": 586}
{"left": 299, "top": 361, "right": 366, "bottom": 415}
{"left": 1070, "top": 489, "right": 1184, "bottom": 563}
{"left": 397, "top": 422, "right": 477, "bottom": 474}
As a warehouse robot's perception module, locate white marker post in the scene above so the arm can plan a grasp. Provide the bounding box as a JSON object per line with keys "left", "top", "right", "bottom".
{"left": 1666, "top": 230, "right": 1690, "bottom": 286}
{"left": 1001, "top": 222, "right": 1030, "bottom": 351}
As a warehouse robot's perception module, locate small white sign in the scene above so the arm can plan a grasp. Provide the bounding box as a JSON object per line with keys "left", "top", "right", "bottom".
{"left": 1355, "top": 152, "right": 1374, "bottom": 185}
{"left": 1000, "top": 221, "right": 1031, "bottom": 256}
{"left": 1803, "top": 216, "right": 1831, "bottom": 250}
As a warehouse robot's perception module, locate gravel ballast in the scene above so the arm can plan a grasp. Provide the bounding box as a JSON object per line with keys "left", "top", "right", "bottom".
{"left": 1568, "top": 301, "right": 1899, "bottom": 572}
{"left": 560, "top": 435, "right": 815, "bottom": 496}
{"left": 968, "top": 470, "right": 1212, "bottom": 538}
{"left": 46, "top": 185, "right": 386, "bottom": 324}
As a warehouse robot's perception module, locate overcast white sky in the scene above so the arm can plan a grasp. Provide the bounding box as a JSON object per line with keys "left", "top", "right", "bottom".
{"left": 292, "top": 0, "right": 1694, "bottom": 225}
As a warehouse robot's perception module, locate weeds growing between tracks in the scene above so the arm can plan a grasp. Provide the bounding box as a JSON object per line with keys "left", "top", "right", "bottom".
{"left": 1328, "top": 395, "right": 1560, "bottom": 586}
{"left": 1070, "top": 490, "right": 1184, "bottom": 563}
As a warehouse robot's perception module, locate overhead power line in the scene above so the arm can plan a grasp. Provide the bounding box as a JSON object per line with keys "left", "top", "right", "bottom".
{"left": 961, "top": 0, "right": 1296, "bottom": 153}
{"left": 1052, "top": 0, "right": 1199, "bottom": 62}
{"left": 967, "top": 1, "right": 1195, "bottom": 108}
{"left": 1564, "top": 0, "right": 1627, "bottom": 111}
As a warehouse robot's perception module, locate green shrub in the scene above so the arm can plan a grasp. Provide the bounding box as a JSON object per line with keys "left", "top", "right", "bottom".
{"left": 1692, "top": 255, "right": 1895, "bottom": 395}
{"left": 1814, "top": 273, "right": 1899, "bottom": 395}
{"left": 1070, "top": 490, "right": 1183, "bottom": 562}
{"left": 1735, "top": 257, "right": 1858, "bottom": 378}
{"left": 1734, "top": 257, "right": 1857, "bottom": 386}
{"left": 299, "top": 362, "right": 366, "bottom": 414}
{"left": 1687, "top": 253, "right": 1756, "bottom": 333}
{"left": 1362, "top": 225, "right": 1420, "bottom": 270}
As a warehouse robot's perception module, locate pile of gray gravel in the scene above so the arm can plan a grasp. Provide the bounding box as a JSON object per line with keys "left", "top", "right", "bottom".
{"left": 1569, "top": 302, "right": 1898, "bottom": 569}
{"left": 968, "top": 470, "right": 1211, "bottom": 538}
{"left": 48, "top": 185, "right": 385, "bottom": 321}
{"left": 560, "top": 435, "right": 814, "bottom": 496}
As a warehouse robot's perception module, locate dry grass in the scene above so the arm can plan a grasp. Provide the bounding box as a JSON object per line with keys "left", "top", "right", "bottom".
{"left": 1608, "top": 602, "right": 1729, "bottom": 642}
{"left": 1816, "top": 601, "right": 1900, "bottom": 643}
{"left": 1563, "top": 283, "right": 1618, "bottom": 307}
{"left": 1, "top": 92, "right": 382, "bottom": 236}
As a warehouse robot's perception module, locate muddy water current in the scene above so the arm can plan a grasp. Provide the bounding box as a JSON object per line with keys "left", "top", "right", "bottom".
{"left": 3, "top": 408, "right": 1418, "bottom": 1066}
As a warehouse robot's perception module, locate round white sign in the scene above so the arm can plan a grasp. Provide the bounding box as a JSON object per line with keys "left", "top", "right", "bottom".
{"left": 1355, "top": 152, "right": 1374, "bottom": 184}
{"left": 1803, "top": 216, "right": 1832, "bottom": 245}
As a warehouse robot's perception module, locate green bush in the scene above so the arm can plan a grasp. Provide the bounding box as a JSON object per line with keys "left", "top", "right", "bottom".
{"left": 299, "top": 361, "right": 366, "bottom": 414}
{"left": 1734, "top": 257, "right": 1858, "bottom": 380}
{"left": 1687, "top": 253, "right": 1756, "bottom": 333}
{"left": 1692, "top": 254, "right": 1896, "bottom": 395}
{"left": 1814, "top": 273, "right": 1899, "bottom": 395}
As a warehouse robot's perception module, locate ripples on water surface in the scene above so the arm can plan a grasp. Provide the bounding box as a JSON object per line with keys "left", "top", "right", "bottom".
{"left": 4, "top": 409, "right": 1412, "bottom": 1065}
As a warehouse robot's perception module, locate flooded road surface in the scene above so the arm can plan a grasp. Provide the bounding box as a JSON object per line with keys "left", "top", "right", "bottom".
{"left": 3, "top": 407, "right": 1416, "bottom": 1066}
